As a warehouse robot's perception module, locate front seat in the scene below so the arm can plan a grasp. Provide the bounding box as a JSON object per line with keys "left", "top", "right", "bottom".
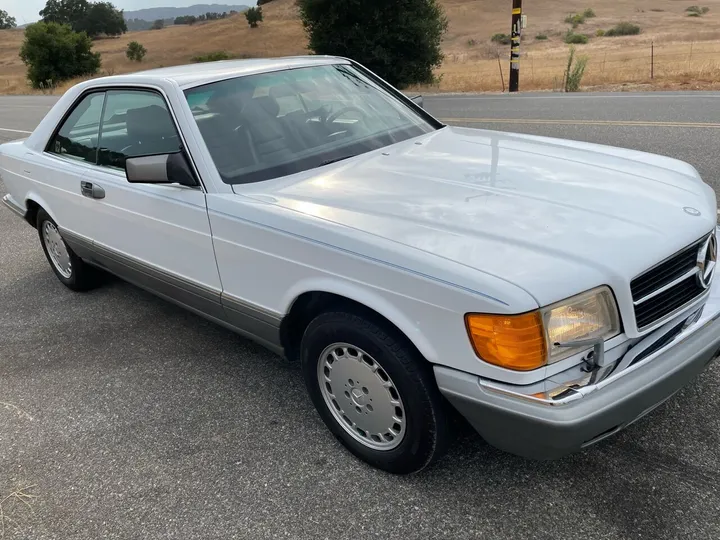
{"left": 200, "top": 92, "right": 259, "bottom": 176}
{"left": 241, "top": 95, "right": 304, "bottom": 161}
{"left": 125, "top": 105, "right": 180, "bottom": 157}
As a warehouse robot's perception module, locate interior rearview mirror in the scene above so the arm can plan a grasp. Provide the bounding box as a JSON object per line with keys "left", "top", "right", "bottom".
{"left": 410, "top": 95, "right": 424, "bottom": 109}
{"left": 125, "top": 152, "right": 198, "bottom": 187}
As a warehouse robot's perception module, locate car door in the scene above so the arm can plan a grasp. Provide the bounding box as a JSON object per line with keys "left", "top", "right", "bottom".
{"left": 47, "top": 87, "right": 224, "bottom": 319}
{"left": 32, "top": 91, "right": 108, "bottom": 243}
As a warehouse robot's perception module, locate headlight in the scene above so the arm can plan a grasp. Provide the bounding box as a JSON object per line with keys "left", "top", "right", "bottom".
{"left": 465, "top": 286, "right": 620, "bottom": 371}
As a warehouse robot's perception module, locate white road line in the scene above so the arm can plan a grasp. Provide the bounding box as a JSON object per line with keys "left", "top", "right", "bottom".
{"left": 426, "top": 93, "right": 720, "bottom": 100}
{"left": 0, "top": 105, "right": 53, "bottom": 109}
{"left": 0, "top": 127, "right": 32, "bottom": 134}
{"left": 440, "top": 117, "right": 720, "bottom": 128}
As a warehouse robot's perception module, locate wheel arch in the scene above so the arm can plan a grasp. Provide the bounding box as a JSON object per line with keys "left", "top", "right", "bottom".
{"left": 23, "top": 192, "right": 55, "bottom": 229}
{"left": 279, "top": 281, "right": 439, "bottom": 365}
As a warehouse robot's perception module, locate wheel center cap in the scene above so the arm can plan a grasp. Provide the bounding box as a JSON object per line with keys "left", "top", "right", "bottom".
{"left": 350, "top": 388, "right": 365, "bottom": 406}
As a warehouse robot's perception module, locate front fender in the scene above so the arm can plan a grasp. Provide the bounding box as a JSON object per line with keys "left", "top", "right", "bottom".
{"left": 282, "top": 276, "right": 442, "bottom": 364}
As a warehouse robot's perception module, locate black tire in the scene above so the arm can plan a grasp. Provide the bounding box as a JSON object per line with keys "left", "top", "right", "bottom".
{"left": 36, "top": 208, "right": 98, "bottom": 291}
{"left": 301, "top": 309, "right": 449, "bottom": 474}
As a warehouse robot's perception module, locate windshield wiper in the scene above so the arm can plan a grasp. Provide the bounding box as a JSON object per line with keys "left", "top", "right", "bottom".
{"left": 321, "top": 154, "right": 358, "bottom": 166}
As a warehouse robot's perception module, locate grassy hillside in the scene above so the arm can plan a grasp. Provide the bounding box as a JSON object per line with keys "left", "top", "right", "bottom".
{"left": 2, "top": 0, "right": 720, "bottom": 94}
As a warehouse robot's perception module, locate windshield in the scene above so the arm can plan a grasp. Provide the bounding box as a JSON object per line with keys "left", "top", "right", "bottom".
{"left": 184, "top": 63, "right": 437, "bottom": 184}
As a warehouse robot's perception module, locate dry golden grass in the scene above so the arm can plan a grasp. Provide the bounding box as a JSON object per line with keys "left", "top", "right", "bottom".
{"left": 416, "top": 0, "right": 720, "bottom": 92}
{"left": 3, "top": 0, "right": 720, "bottom": 94}
{"left": 0, "top": 0, "right": 306, "bottom": 94}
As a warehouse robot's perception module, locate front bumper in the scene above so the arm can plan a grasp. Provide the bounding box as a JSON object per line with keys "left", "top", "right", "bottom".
{"left": 436, "top": 277, "right": 720, "bottom": 460}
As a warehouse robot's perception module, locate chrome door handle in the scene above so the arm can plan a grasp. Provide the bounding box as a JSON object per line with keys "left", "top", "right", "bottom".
{"left": 80, "top": 181, "right": 105, "bottom": 199}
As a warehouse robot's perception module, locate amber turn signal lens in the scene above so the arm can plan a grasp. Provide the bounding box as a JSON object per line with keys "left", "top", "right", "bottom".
{"left": 465, "top": 312, "right": 547, "bottom": 371}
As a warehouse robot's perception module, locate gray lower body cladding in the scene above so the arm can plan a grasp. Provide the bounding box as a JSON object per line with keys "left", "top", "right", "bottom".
{"left": 60, "top": 227, "right": 284, "bottom": 355}
{"left": 435, "top": 313, "right": 720, "bottom": 460}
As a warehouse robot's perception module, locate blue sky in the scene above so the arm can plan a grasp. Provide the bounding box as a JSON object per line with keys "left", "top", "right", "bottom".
{"left": 5, "top": 0, "right": 253, "bottom": 25}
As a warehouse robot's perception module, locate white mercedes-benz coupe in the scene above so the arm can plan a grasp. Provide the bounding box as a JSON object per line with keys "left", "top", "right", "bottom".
{"left": 3, "top": 57, "right": 720, "bottom": 474}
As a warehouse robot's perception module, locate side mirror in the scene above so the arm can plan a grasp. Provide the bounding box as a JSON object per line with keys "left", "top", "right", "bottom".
{"left": 410, "top": 94, "right": 424, "bottom": 109}
{"left": 125, "top": 152, "right": 198, "bottom": 187}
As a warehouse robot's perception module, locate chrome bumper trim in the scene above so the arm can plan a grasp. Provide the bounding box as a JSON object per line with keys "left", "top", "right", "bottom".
{"left": 2, "top": 194, "right": 26, "bottom": 219}
{"left": 480, "top": 236, "right": 720, "bottom": 407}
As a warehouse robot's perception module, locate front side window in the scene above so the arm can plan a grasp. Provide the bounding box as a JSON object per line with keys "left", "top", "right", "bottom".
{"left": 185, "top": 63, "right": 437, "bottom": 184}
{"left": 97, "top": 90, "right": 182, "bottom": 169}
{"left": 49, "top": 92, "right": 105, "bottom": 163}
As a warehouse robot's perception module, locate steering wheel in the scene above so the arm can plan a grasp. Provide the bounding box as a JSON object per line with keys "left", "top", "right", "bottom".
{"left": 325, "top": 106, "right": 367, "bottom": 125}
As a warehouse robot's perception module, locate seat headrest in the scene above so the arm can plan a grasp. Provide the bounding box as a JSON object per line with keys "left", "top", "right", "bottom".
{"left": 269, "top": 84, "right": 296, "bottom": 99}
{"left": 253, "top": 95, "right": 279, "bottom": 118}
{"left": 250, "top": 96, "right": 280, "bottom": 118}
{"left": 126, "top": 105, "right": 176, "bottom": 142}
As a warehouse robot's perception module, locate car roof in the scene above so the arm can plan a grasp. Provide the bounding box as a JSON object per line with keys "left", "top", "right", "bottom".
{"left": 87, "top": 56, "right": 350, "bottom": 89}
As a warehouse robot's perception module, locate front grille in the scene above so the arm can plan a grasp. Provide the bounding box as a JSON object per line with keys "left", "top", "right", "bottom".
{"left": 630, "top": 241, "right": 700, "bottom": 300}
{"left": 631, "top": 236, "right": 709, "bottom": 330}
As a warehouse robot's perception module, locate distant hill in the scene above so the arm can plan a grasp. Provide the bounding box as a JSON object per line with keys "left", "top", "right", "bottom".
{"left": 123, "top": 4, "right": 250, "bottom": 22}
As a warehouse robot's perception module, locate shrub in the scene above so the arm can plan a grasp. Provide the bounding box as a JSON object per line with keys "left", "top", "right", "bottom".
{"left": 125, "top": 41, "right": 146, "bottom": 61}
{"left": 151, "top": 19, "right": 163, "bottom": 29}
{"left": 604, "top": 22, "right": 641, "bottom": 36}
{"left": 491, "top": 33, "right": 511, "bottom": 45}
{"left": 535, "top": 33, "right": 548, "bottom": 40}
{"left": 175, "top": 15, "right": 197, "bottom": 24}
{"left": 685, "top": 5, "right": 709, "bottom": 15}
{"left": 192, "top": 51, "right": 231, "bottom": 62}
{"left": 77, "top": 2, "right": 127, "bottom": 38}
{"left": 467, "top": 38, "right": 477, "bottom": 46}
{"left": 564, "top": 31, "right": 589, "bottom": 44}
{"left": 245, "top": 6, "right": 262, "bottom": 27}
{"left": 583, "top": 8, "right": 596, "bottom": 18}
{"left": 595, "top": 29, "right": 605, "bottom": 36}
{"left": 39, "top": 0, "right": 126, "bottom": 38}
{"left": 298, "top": 0, "right": 448, "bottom": 88}
{"left": 564, "top": 46, "right": 588, "bottom": 92}
{"left": 20, "top": 21, "right": 101, "bottom": 89}
{"left": 564, "top": 13, "right": 585, "bottom": 28}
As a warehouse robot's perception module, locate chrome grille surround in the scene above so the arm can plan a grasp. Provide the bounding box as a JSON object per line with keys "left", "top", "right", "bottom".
{"left": 631, "top": 232, "right": 717, "bottom": 331}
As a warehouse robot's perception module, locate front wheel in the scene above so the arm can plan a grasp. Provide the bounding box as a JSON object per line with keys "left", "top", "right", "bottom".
{"left": 301, "top": 310, "right": 449, "bottom": 474}
{"left": 37, "top": 208, "right": 98, "bottom": 291}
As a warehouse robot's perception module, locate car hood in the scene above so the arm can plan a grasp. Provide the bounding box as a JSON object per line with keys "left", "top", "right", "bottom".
{"left": 237, "top": 126, "right": 717, "bottom": 307}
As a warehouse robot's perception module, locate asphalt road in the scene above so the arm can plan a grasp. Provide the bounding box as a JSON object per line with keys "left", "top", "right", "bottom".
{"left": 3, "top": 92, "right": 720, "bottom": 540}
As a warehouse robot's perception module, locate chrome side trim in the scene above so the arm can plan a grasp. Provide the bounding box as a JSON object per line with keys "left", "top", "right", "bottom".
{"left": 633, "top": 267, "right": 698, "bottom": 305}
{"left": 2, "top": 194, "right": 26, "bottom": 219}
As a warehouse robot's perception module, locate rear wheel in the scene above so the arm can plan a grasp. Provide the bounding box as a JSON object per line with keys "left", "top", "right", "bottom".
{"left": 301, "top": 310, "right": 449, "bottom": 474}
{"left": 37, "top": 208, "right": 97, "bottom": 291}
